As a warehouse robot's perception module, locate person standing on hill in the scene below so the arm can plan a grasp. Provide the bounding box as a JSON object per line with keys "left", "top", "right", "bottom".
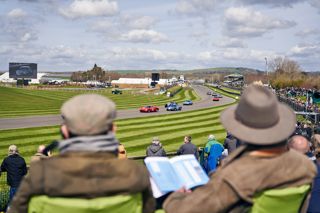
{"left": 202, "top": 135, "right": 224, "bottom": 173}
{"left": 146, "top": 137, "right": 166, "bottom": 157}
{"left": 224, "top": 133, "right": 241, "bottom": 155}
{"left": 177, "top": 136, "right": 198, "bottom": 159}
{"left": 0, "top": 145, "right": 27, "bottom": 204}
{"left": 204, "top": 134, "right": 222, "bottom": 154}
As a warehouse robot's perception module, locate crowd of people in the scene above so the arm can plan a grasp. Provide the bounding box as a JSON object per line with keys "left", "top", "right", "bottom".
{"left": 277, "top": 87, "right": 320, "bottom": 114}
{"left": 1, "top": 85, "right": 320, "bottom": 213}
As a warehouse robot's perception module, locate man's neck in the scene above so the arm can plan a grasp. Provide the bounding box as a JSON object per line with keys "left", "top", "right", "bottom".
{"left": 249, "top": 146, "right": 288, "bottom": 157}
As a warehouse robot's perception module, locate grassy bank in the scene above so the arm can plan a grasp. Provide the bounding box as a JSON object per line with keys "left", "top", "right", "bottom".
{"left": 0, "top": 87, "right": 199, "bottom": 118}
{"left": 0, "top": 102, "right": 235, "bottom": 164}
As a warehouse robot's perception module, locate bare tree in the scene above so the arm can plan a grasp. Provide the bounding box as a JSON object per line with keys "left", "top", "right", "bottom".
{"left": 270, "top": 57, "right": 302, "bottom": 74}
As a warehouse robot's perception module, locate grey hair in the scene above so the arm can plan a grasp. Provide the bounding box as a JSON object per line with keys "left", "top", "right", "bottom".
{"left": 8, "top": 145, "right": 18, "bottom": 155}
{"left": 208, "top": 134, "right": 215, "bottom": 140}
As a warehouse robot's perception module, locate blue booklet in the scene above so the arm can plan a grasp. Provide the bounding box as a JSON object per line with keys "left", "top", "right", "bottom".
{"left": 144, "top": 155, "right": 209, "bottom": 198}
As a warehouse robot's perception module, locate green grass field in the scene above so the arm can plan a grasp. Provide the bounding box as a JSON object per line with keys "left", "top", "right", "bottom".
{"left": 0, "top": 86, "right": 199, "bottom": 118}
{"left": 220, "top": 86, "right": 242, "bottom": 95}
{"left": 0, "top": 102, "right": 234, "bottom": 164}
{"left": 0, "top": 85, "right": 236, "bottom": 208}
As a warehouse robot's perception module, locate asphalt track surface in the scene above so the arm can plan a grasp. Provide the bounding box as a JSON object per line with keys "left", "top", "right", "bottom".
{"left": 0, "top": 85, "right": 235, "bottom": 130}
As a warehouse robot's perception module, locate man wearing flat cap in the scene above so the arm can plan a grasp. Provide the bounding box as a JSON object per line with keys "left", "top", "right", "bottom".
{"left": 164, "top": 85, "right": 316, "bottom": 213}
{"left": 8, "top": 94, "right": 155, "bottom": 213}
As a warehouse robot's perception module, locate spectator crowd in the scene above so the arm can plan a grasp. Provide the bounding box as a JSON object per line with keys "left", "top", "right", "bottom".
{"left": 277, "top": 87, "right": 320, "bottom": 114}
{"left": 1, "top": 85, "right": 320, "bottom": 213}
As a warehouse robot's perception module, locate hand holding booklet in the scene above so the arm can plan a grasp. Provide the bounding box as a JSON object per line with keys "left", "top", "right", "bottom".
{"left": 144, "top": 155, "right": 209, "bottom": 198}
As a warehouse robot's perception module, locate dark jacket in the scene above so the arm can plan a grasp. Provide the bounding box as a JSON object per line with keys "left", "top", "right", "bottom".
{"left": 146, "top": 144, "right": 166, "bottom": 157}
{"left": 224, "top": 137, "right": 239, "bottom": 154}
{"left": 177, "top": 142, "right": 199, "bottom": 159}
{"left": 164, "top": 146, "right": 316, "bottom": 213}
{"left": 1, "top": 154, "right": 27, "bottom": 187}
{"left": 8, "top": 152, "right": 155, "bottom": 213}
{"left": 307, "top": 163, "right": 320, "bottom": 212}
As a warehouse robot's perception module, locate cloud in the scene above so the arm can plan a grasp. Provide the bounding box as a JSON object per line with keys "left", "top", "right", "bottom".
{"left": 121, "top": 15, "right": 156, "bottom": 29}
{"left": 107, "top": 47, "right": 190, "bottom": 69}
{"left": 90, "top": 15, "right": 156, "bottom": 34}
{"left": 90, "top": 19, "right": 115, "bottom": 33}
{"left": 224, "top": 7, "right": 296, "bottom": 38}
{"left": 0, "top": 12, "right": 38, "bottom": 43}
{"left": 237, "top": 0, "right": 306, "bottom": 7}
{"left": 309, "top": 0, "right": 320, "bottom": 13}
{"left": 120, "top": 30, "right": 170, "bottom": 43}
{"left": 198, "top": 48, "right": 275, "bottom": 63}
{"left": 174, "top": 0, "right": 219, "bottom": 16}
{"left": 290, "top": 43, "right": 320, "bottom": 57}
{"left": 47, "top": 45, "right": 86, "bottom": 59}
{"left": 0, "top": 46, "right": 11, "bottom": 55}
{"left": 7, "top": 8, "right": 27, "bottom": 18}
{"left": 20, "top": 32, "right": 37, "bottom": 42}
{"left": 110, "top": 47, "right": 181, "bottom": 60}
{"left": 213, "top": 38, "right": 247, "bottom": 48}
{"left": 59, "top": 0, "right": 118, "bottom": 19}
{"left": 295, "top": 28, "right": 319, "bottom": 37}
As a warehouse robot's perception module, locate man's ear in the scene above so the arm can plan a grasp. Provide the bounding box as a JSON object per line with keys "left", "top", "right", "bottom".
{"left": 60, "top": 125, "right": 70, "bottom": 139}
{"left": 112, "top": 123, "right": 117, "bottom": 133}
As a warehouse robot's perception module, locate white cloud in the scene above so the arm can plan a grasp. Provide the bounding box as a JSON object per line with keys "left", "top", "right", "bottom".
{"left": 121, "top": 15, "right": 156, "bottom": 29}
{"left": 47, "top": 45, "right": 87, "bottom": 59}
{"left": 174, "top": 0, "right": 219, "bottom": 15}
{"left": 59, "top": 0, "right": 118, "bottom": 19}
{"left": 7, "top": 8, "right": 27, "bottom": 18}
{"left": 120, "top": 30, "right": 170, "bottom": 43}
{"left": 295, "top": 28, "right": 319, "bottom": 37}
{"left": 309, "top": 0, "right": 320, "bottom": 13}
{"left": 198, "top": 48, "right": 275, "bottom": 62}
{"left": 224, "top": 7, "right": 296, "bottom": 37}
{"left": 111, "top": 47, "right": 179, "bottom": 60}
{"left": 106, "top": 47, "right": 192, "bottom": 69}
{"left": 237, "top": 0, "right": 306, "bottom": 7}
{"left": 0, "top": 47, "right": 11, "bottom": 55}
{"left": 290, "top": 43, "right": 320, "bottom": 57}
{"left": 20, "top": 32, "right": 37, "bottom": 42}
{"left": 90, "top": 19, "right": 115, "bottom": 32}
{"left": 213, "top": 38, "right": 247, "bottom": 48}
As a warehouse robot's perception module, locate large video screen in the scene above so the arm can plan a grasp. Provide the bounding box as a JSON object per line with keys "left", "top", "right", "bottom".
{"left": 9, "top": 62, "right": 37, "bottom": 79}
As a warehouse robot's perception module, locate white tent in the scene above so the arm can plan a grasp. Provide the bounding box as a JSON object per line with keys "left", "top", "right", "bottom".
{"left": 0, "top": 72, "right": 47, "bottom": 84}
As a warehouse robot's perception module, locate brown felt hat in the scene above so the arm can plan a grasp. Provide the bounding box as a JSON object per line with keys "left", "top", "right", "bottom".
{"left": 61, "top": 94, "right": 116, "bottom": 135}
{"left": 220, "top": 85, "right": 296, "bottom": 145}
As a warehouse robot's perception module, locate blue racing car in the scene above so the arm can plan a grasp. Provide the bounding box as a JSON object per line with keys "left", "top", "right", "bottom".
{"left": 183, "top": 100, "right": 193, "bottom": 105}
{"left": 166, "top": 103, "right": 182, "bottom": 111}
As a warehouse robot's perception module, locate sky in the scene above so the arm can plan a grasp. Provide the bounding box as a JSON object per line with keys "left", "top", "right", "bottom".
{"left": 0, "top": 0, "right": 319, "bottom": 72}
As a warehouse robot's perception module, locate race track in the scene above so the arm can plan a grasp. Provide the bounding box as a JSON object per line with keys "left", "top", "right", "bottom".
{"left": 0, "top": 85, "right": 235, "bottom": 130}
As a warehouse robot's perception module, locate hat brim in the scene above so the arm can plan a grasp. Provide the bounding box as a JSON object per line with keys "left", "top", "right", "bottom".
{"left": 220, "top": 103, "right": 296, "bottom": 145}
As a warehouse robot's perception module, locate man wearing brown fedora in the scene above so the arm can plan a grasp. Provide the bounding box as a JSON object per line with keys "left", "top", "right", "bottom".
{"left": 164, "top": 85, "right": 316, "bottom": 213}
{"left": 8, "top": 94, "right": 155, "bottom": 213}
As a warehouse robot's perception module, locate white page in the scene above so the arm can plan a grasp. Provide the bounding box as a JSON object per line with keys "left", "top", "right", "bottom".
{"left": 170, "top": 155, "right": 209, "bottom": 189}
{"left": 145, "top": 157, "right": 183, "bottom": 193}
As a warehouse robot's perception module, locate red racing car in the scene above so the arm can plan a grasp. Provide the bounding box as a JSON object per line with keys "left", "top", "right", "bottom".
{"left": 139, "top": 106, "right": 159, "bottom": 113}
{"left": 212, "top": 97, "right": 220, "bottom": 101}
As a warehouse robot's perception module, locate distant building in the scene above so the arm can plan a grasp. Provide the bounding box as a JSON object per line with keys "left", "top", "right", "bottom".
{"left": 111, "top": 77, "right": 174, "bottom": 88}
{"left": 0, "top": 72, "right": 47, "bottom": 84}
{"left": 223, "top": 73, "right": 244, "bottom": 87}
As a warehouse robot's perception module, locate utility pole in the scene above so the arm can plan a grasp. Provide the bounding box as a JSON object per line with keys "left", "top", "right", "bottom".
{"left": 265, "top": 57, "right": 269, "bottom": 86}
